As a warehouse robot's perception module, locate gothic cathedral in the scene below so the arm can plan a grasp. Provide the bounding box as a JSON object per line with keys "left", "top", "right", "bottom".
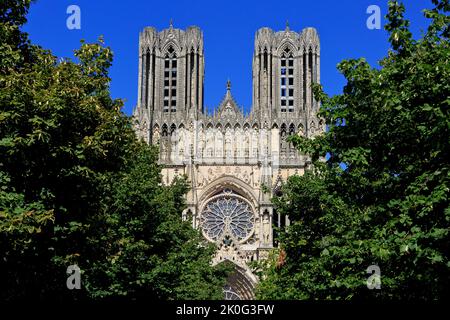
{"left": 133, "top": 22, "right": 323, "bottom": 299}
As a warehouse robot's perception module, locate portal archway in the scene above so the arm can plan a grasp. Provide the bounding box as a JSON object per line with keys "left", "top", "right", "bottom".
{"left": 198, "top": 175, "right": 258, "bottom": 209}
{"left": 220, "top": 262, "right": 256, "bottom": 300}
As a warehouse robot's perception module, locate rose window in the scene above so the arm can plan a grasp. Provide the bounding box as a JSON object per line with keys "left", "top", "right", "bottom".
{"left": 201, "top": 190, "right": 254, "bottom": 242}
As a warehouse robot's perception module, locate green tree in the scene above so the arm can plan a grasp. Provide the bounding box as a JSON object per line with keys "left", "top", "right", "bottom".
{"left": 84, "top": 146, "right": 230, "bottom": 300}
{"left": 0, "top": 0, "right": 229, "bottom": 300}
{"left": 257, "top": 0, "right": 449, "bottom": 300}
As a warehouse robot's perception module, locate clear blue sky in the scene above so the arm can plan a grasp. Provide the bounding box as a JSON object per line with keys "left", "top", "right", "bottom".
{"left": 23, "top": 0, "right": 430, "bottom": 116}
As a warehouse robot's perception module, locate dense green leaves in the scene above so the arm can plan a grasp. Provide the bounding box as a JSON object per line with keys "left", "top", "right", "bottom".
{"left": 257, "top": 0, "right": 449, "bottom": 300}
{"left": 0, "top": 0, "right": 228, "bottom": 301}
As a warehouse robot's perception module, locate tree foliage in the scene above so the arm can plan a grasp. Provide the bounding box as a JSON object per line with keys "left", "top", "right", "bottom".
{"left": 0, "top": 0, "right": 229, "bottom": 301}
{"left": 257, "top": 0, "right": 449, "bottom": 300}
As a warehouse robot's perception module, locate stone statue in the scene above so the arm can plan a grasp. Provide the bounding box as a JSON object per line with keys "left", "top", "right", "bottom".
{"left": 132, "top": 23, "right": 324, "bottom": 290}
{"left": 198, "top": 170, "right": 206, "bottom": 187}
{"left": 153, "top": 126, "right": 160, "bottom": 144}
{"left": 263, "top": 211, "right": 271, "bottom": 244}
{"left": 242, "top": 171, "right": 250, "bottom": 183}
{"left": 207, "top": 168, "right": 214, "bottom": 182}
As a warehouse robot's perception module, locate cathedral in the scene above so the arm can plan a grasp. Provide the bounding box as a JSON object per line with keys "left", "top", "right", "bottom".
{"left": 133, "top": 21, "right": 324, "bottom": 299}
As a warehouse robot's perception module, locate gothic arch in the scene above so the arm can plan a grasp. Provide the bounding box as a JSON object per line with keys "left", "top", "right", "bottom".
{"left": 280, "top": 123, "right": 287, "bottom": 135}
{"left": 182, "top": 208, "right": 193, "bottom": 223}
{"left": 310, "top": 120, "right": 316, "bottom": 135}
{"left": 186, "top": 44, "right": 200, "bottom": 54}
{"left": 170, "top": 123, "right": 176, "bottom": 135}
{"left": 161, "top": 41, "right": 181, "bottom": 56}
{"left": 198, "top": 175, "right": 258, "bottom": 209}
{"left": 289, "top": 123, "right": 295, "bottom": 135}
{"left": 277, "top": 40, "right": 296, "bottom": 56}
{"left": 216, "top": 262, "right": 256, "bottom": 300}
{"left": 162, "top": 123, "right": 168, "bottom": 136}
{"left": 298, "top": 123, "right": 304, "bottom": 136}
{"left": 272, "top": 175, "right": 283, "bottom": 195}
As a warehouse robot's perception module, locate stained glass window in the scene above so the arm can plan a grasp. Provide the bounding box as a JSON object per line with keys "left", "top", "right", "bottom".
{"left": 201, "top": 190, "right": 254, "bottom": 242}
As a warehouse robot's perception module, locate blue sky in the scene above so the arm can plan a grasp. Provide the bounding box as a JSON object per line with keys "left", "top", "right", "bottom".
{"left": 23, "top": 0, "right": 430, "bottom": 116}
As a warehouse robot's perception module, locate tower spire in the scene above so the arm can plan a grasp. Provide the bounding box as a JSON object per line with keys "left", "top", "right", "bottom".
{"left": 285, "top": 19, "right": 290, "bottom": 31}
{"left": 225, "top": 79, "right": 232, "bottom": 100}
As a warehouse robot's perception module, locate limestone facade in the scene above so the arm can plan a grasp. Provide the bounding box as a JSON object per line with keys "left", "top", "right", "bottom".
{"left": 133, "top": 22, "right": 324, "bottom": 299}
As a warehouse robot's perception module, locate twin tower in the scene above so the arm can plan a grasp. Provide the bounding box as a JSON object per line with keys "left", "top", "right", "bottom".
{"left": 132, "top": 22, "right": 323, "bottom": 299}
{"left": 133, "top": 22, "right": 322, "bottom": 149}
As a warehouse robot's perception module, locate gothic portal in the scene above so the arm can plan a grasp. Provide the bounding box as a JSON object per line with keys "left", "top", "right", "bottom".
{"left": 133, "top": 22, "right": 324, "bottom": 299}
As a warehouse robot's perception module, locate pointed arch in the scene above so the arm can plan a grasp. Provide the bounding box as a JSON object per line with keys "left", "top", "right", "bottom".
{"left": 298, "top": 123, "right": 304, "bottom": 136}
{"left": 310, "top": 120, "right": 316, "bottom": 135}
{"left": 163, "top": 43, "right": 178, "bottom": 113}
{"left": 280, "top": 43, "right": 295, "bottom": 113}
{"left": 198, "top": 175, "right": 258, "bottom": 207}
{"left": 170, "top": 123, "right": 176, "bottom": 135}
{"left": 161, "top": 41, "right": 181, "bottom": 56}
{"left": 223, "top": 264, "right": 256, "bottom": 300}
{"left": 272, "top": 175, "right": 283, "bottom": 195}
{"left": 162, "top": 123, "right": 168, "bottom": 137}
{"left": 277, "top": 40, "right": 296, "bottom": 56}
{"left": 289, "top": 123, "right": 295, "bottom": 135}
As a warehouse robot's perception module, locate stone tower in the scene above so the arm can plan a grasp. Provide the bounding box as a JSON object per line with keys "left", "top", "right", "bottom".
{"left": 134, "top": 22, "right": 204, "bottom": 143}
{"left": 133, "top": 22, "right": 324, "bottom": 300}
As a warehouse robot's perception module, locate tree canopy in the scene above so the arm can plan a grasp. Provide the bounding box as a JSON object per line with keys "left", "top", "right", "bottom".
{"left": 257, "top": 0, "right": 449, "bottom": 300}
{"left": 0, "top": 0, "right": 230, "bottom": 301}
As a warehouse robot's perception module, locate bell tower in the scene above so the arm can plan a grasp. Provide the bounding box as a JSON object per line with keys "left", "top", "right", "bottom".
{"left": 133, "top": 22, "right": 205, "bottom": 144}
{"left": 252, "top": 24, "right": 320, "bottom": 119}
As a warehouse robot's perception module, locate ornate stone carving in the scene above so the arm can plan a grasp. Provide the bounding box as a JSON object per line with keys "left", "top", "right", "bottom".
{"left": 153, "top": 126, "right": 160, "bottom": 143}
{"left": 133, "top": 23, "right": 324, "bottom": 299}
{"left": 197, "top": 170, "right": 206, "bottom": 187}
{"left": 201, "top": 190, "right": 255, "bottom": 244}
{"left": 262, "top": 211, "right": 271, "bottom": 244}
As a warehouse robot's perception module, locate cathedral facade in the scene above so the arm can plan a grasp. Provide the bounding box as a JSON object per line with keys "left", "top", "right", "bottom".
{"left": 133, "top": 22, "right": 323, "bottom": 299}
